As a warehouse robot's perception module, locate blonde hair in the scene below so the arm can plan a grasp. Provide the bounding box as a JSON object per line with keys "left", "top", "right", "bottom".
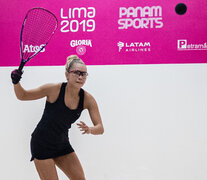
{"left": 65, "top": 55, "right": 85, "bottom": 72}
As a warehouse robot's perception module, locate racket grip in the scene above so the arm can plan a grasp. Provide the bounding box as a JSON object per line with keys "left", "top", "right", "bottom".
{"left": 18, "top": 61, "right": 26, "bottom": 72}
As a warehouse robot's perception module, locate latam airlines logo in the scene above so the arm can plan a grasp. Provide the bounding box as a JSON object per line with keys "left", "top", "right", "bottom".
{"left": 177, "top": 40, "right": 207, "bottom": 51}
{"left": 117, "top": 41, "right": 151, "bottom": 52}
{"left": 70, "top": 40, "right": 92, "bottom": 55}
{"left": 23, "top": 44, "right": 45, "bottom": 53}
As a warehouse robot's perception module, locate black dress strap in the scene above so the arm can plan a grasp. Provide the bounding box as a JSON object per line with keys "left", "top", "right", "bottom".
{"left": 78, "top": 88, "right": 84, "bottom": 109}
{"left": 57, "top": 82, "right": 67, "bottom": 103}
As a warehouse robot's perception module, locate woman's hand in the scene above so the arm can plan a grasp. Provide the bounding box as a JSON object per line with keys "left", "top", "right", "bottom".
{"left": 11, "top": 69, "right": 23, "bottom": 84}
{"left": 77, "top": 121, "right": 91, "bottom": 134}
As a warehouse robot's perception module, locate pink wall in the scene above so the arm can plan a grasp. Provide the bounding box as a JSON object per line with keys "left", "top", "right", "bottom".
{"left": 0, "top": 0, "right": 207, "bottom": 66}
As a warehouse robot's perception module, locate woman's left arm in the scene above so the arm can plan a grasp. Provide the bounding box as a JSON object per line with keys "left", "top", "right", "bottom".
{"left": 77, "top": 92, "right": 104, "bottom": 135}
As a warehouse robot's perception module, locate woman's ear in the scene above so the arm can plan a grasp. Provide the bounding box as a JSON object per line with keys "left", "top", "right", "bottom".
{"left": 65, "top": 71, "right": 69, "bottom": 80}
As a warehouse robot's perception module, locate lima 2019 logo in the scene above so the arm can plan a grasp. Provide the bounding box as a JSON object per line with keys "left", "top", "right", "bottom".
{"left": 70, "top": 40, "right": 92, "bottom": 55}
{"left": 60, "top": 7, "right": 96, "bottom": 32}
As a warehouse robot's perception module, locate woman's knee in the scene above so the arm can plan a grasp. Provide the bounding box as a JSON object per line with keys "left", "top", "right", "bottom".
{"left": 33, "top": 158, "right": 59, "bottom": 180}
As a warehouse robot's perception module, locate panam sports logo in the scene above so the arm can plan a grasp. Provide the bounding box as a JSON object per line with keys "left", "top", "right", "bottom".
{"left": 118, "top": 6, "right": 163, "bottom": 29}
{"left": 23, "top": 44, "right": 45, "bottom": 53}
{"left": 177, "top": 40, "right": 207, "bottom": 51}
{"left": 117, "top": 41, "right": 151, "bottom": 52}
{"left": 70, "top": 40, "right": 92, "bottom": 55}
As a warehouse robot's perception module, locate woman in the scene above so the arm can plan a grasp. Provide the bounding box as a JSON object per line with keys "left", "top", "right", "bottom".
{"left": 11, "top": 55, "right": 104, "bottom": 180}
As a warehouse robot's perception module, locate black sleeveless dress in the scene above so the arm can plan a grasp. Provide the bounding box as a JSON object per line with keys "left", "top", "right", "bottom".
{"left": 30, "top": 82, "right": 84, "bottom": 161}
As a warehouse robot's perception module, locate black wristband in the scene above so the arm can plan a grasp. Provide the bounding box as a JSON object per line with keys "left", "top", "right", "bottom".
{"left": 11, "top": 69, "right": 23, "bottom": 84}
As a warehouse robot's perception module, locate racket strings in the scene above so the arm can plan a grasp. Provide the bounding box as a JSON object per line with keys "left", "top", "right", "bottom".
{"left": 21, "top": 8, "right": 57, "bottom": 61}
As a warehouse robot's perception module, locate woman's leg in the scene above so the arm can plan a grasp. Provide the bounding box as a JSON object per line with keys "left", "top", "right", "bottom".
{"left": 33, "top": 158, "right": 59, "bottom": 180}
{"left": 53, "top": 152, "right": 86, "bottom": 180}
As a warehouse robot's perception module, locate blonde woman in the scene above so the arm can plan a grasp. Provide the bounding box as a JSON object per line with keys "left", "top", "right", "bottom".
{"left": 11, "top": 55, "right": 104, "bottom": 180}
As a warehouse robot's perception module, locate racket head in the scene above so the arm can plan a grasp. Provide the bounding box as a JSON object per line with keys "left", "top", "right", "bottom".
{"left": 20, "top": 7, "right": 58, "bottom": 64}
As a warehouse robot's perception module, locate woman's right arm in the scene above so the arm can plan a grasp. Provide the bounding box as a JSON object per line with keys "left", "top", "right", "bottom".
{"left": 13, "top": 83, "right": 54, "bottom": 101}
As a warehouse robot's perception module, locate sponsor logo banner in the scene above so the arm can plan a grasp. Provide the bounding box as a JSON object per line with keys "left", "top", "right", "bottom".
{"left": 70, "top": 40, "right": 92, "bottom": 55}
{"left": 118, "top": 6, "right": 163, "bottom": 29}
{"left": 23, "top": 44, "right": 45, "bottom": 53}
{"left": 177, "top": 40, "right": 207, "bottom": 51}
{"left": 118, "top": 41, "right": 151, "bottom": 52}
{"left": 0, "top": 0, "right": 207, "bottom": 66}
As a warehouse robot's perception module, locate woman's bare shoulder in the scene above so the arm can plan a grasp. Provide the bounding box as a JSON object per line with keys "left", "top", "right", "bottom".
{"left": 45, "top": 82, "right": 63, "bottom": 101}
{"left": 83, "top": 89, "right": 93, "bottom": 99}
{"left": 83, "top": 90, "right": 97, "bottom": 109}
{"left": 40, "top": 82, "right": 61, "bottom": 93}
{"left": 46, "top": 82, "right": 62, "bottom": 90}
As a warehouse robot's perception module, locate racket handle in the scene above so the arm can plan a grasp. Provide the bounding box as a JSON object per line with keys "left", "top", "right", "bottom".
{"left": 18, "top": 61, "right": 26, "bottom": 72}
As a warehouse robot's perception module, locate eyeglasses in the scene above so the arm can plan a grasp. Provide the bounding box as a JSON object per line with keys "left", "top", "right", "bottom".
{"left": 68, "top": 70, "right": 88, "bottom": 78}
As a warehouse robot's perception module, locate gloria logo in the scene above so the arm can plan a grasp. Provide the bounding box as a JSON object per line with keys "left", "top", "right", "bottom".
{"left": 177, "top": 40, "right": 207, "bottom": 51}
{"left": 118, "top": 6, "right": 163, "bottom": 29}
{"left": 70, "top": 40, "right": 92, "bottom": 55}
{"left": 117, "top": 41, "right": 151, "bottom": 52}
{"left": 23, "top": 44, "right": 45, "bottom": 53}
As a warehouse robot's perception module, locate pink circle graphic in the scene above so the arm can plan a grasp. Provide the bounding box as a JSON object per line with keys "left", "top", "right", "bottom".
{"left": 76, "top": 45, "right": 86, "bottom": 55}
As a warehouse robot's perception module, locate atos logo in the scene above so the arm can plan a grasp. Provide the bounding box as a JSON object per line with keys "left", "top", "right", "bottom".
{"left": 23, "top": 44, "right": 45, "bottom": 53}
